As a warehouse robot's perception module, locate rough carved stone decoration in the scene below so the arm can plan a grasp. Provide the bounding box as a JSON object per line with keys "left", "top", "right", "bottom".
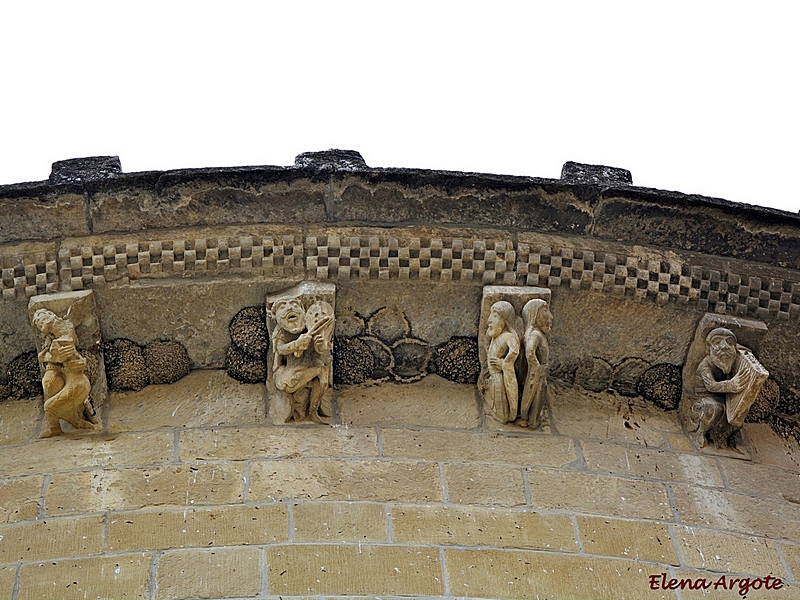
{"left": 30, "top": 308, "right": 98, "bottom": 437}
{"left": 518, "top": 299, "right": 553, "bottom": 428}
{"left": 266, "top": 282, "right": 335, "bottom": 424}
{"left": 478, "top": 286, "right": 552, "bottom": 427}
{"left": 680, "top": 313, "right": 769, "bottom": 449}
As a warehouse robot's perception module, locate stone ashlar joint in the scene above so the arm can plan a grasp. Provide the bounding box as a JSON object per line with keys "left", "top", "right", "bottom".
{"left": 49, "top": 156, "right": 123, "bottom": 185}
{"left": 561, "top": 161, "right": 633, "bottom": 186}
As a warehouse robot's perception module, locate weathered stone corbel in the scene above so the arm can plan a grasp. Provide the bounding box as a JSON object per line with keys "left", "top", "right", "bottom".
{"left": 28, "top": 290, "right": 106, "bottom": 437}
{"left": 478, "top": 286, "right": 553, "bottom": 428}
{"left": 680, "top": 313, "right": 769, "bottom": 452}
{"left": 266, "top": 282, "right": 336, "bottom": 425}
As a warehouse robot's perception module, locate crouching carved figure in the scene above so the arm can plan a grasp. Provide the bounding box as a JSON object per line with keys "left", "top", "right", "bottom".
{"left": 267, "top": 288, "right": 335, "bottom": 424}
{"left": 31, "top": 309, "right": 98, "bottom": 437}
{"left": 682, "top": 324, "right": 768, "bottom": 449}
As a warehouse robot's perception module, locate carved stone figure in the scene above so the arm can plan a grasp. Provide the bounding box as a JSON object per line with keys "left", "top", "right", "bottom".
{"left": 31, "top": 308, "right": 98, "bottom": 438}
{"left": 267, "top": 284, "right": 335, "bottom": 424}
{"left": 517, "top": 298, "right": 553, "bottom": 428}
{"left": 684, "top": 327, "right": 768, "bottom": 448}
{"left": 479, "top": 301, "right": 520, "bottom": 423}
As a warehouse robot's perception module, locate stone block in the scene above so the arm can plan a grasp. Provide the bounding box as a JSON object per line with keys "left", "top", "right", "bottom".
{"left": 444, "top": 463, "right": 526, "bottom": 507}
{"left": 675, "top": 526, "right": 785, "bottom": 575}
{"left": 550, "top": 382, "right": 681, "bottom": 446}
{"left": 0, "top": 398, "right": 40, "bottom": 445}
{"left": 0, "top": 566, "right": 15, "bottom": 599}
{"left": 577, "top": 516, "right": 678, "bottom": 564}
{"left": 0, "top": 429, "right": 174, "bottom": 478}
{"left": 380, "top": 428, "right": 576, "bottom": 467}
{"left": 155, "top": 547, "right": 262, "bottom": 600}
{"left": 528, "top": 469, "right": 672, "bottom": 520}
{"left": 108, "top": 370, "right": 265, "bottom": 433}
{"left": 18, "top": 553, "right": 151, "bottom": 600}
{"left": 392, "top": 504, "right": 577, "bottom": 551}
{"left": 717, "top": 456, "right": 800, "bottom": 502}
{"left": 446, "top": 549, "right": 677, "bottom": 599}
{"left": 292, "top": 501, "right": 387, "bottom": 542}
{"left": 0, "top": 191, "right": 89, "bottom": 245}
{"left": 28, "top": 289, "right": 108, "bottom": 407}
{"left": 248, "top": 459, "right": 441, "bottom": 503}
{"left": 338, "top": 375, "right": 479, "bottom": 428}
{"left": 46, "top": 463, "right": 245, "bottom": 515}
{"left": 0, "top": 475, "right": 43, "bottom": 522}
{"left": 267, "top": 544, "right": 444, "bottom": 596}
{"left": 581, "top": 440, "right": 724, "bottom": 487}
{"left": 107, "top": 504, "right": 288, "bottom": 551}
{"left": 671, "top": 484, "right": 800, "bottom": 540}
{"left": 0, "top": 515, "right": 103, "bottom": 563}
{"left": 89, "top": 174, "right": 325, "bottom": 233}
{"left": 179, "top": 425, "right": 378, "bottom": 461}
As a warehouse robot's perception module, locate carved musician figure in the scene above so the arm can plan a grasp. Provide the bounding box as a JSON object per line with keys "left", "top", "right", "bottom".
{"left": 686, "top": 327, "right": 768, "bottom": 448}
{"left": 268, "top": 297, "right": 335, "bottom": 423}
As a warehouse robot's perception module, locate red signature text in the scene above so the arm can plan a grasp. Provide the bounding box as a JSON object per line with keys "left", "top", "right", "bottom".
{"left": 649, "top": 572, "right": 783, "bottom": 596}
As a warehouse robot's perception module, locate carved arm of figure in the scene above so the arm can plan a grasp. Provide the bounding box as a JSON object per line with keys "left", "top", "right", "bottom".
{"left": 277, "top": 333, "right": 312, "bottom": 358}
{"left": 699, "top": 361, "right": 747, "bottom": 395}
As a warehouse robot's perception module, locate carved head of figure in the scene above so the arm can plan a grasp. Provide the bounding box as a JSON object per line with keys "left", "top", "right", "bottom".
{"left": 522, "top": 299, "right": 553, "bottom": 335}
{"left": 706, "top": 327, "right": 738, "bottom": 374}
{"left": 272, "top": 298, "right": 307, "bottom": 335}
{"left": 32, "top": 308, "right": 58, "bottom": 335}
{"left": 487, "top": 301, "right": 515, "bottom": 339}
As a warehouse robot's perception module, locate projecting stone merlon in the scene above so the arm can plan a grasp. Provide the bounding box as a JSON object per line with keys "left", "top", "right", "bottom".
{"left": 561, "top": 161, "right": 632, "bottom": 186}
{"left": 49, "top": 156, "right": 123, "bottom": 185}
{"left": 294, "top": 149, "right": 368, "bottom": 170}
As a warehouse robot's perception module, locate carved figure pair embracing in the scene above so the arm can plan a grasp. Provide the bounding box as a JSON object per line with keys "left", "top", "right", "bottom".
{"left": 479, "top": 299, "right": 553, "bottom": 428}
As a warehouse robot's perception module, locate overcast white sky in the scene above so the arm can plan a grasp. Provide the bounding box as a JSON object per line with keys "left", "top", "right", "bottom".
{"left": 1, "top": 2, "right": 798, "bottom": 211}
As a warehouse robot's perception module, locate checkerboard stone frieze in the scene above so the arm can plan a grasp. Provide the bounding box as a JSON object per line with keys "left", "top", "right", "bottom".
{"left": 0, "top": 250, "right": 59, "bottom": 302}
{"left": 304, "top": 235, "right": 517, "bottom": 284}
{"left": 4, "top": 233, "right": 798, "bottom": 323}
{"left": 517, "top": 243, "right": 800, "bottom": 321}
{"left": 57, "top": 235, "right": 302, "bottom": 291}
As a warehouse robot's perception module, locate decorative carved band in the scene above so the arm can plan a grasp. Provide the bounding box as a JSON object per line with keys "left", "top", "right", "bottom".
{"left": 3, "top": 231, "right": 800, "bottom": 323}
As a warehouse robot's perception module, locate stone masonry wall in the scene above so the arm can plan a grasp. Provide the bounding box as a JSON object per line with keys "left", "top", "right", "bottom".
{"left": 2, "top": 371, "right": 800, "bottom": 598}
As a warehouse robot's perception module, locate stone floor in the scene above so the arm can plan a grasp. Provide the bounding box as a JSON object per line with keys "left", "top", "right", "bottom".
{"left": 1, "top": 370, "right": 800, "bottom": 599}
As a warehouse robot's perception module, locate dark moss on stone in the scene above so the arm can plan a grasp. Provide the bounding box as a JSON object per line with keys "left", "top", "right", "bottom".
{"left": 746, "top": 378, "right": 780, "bottom": 423}
{"left": 225, "top": 344, "right": 266, "bottom": 384}
{"left": 229, "top": 306, "right": 268, "bottom": 359}
{"left": 432, "top": 337, "right": 480, "bottom": 384}
{"left": 775, "top": 389, "right": 800, "bottom": 416}
{"left": 333, "top": 336, "right": 373, "bottom": 386}
{"left": 611, "top": 358, "right": 652, "bottom": 397}
{"left": 574, "top": 357, "right": 613, "bottom": 393}
{"left": 5, "top": 351, "right": 41, "bottom": 399}
{"left": 360, "top": 336, "right": 393, "bottom": 381}
{"left": 104, "top": 338, "right": 149, "bottom": 391}
{"left": 391, "top": 338, "right": 430, "bottom": 383}
{"left": 637, "top": 363, "right": 682, "bottom": 411}
{"left": 367, "top": 308, "right": 410, "bottom": 345}
{"left": 768, "top": 414, "right": 800, "bottom": 445}
{"left": 144, "top": 340, "right": 191, "bottom": 385}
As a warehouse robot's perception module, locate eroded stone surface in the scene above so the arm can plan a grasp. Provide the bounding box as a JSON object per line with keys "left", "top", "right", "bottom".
{"left": 109, "top": 370, "right": 265, "bottom": 433}
{"left": 0, "top": 398, "right": 40, "bottom": 445}
{"left": 339, "top": 375, "right": 479, "bottom": 428}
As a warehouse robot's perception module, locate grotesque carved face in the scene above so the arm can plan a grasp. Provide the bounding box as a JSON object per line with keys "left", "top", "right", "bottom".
{"left": 275, "top": 299, "right": 306, "bottom": 334}
{"left": 537, "top": 306, "right": 553, "bottom": 334}
{"left": 708, "top": 330, "right": 737, "bottom": 374}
